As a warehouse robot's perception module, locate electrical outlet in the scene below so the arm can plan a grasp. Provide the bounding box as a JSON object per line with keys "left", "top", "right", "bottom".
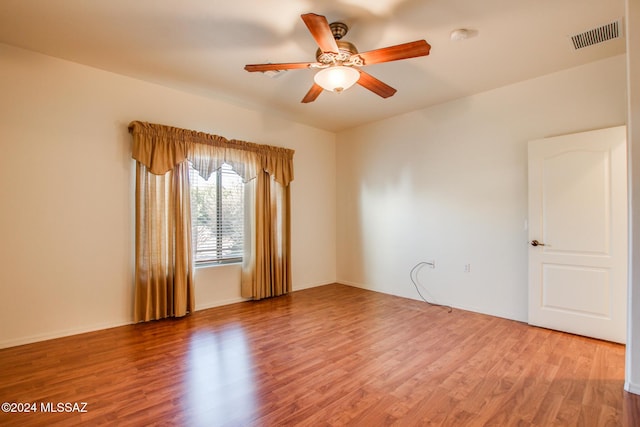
{"left": 464, "top": 264, "right": 471, "bottom": 273}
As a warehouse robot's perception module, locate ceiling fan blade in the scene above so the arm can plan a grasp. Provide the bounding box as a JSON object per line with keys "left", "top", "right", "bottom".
{"left": 358, "top": 40, "right": 431, "bottom": 65}
{"left": 357, "top": 71, "right": 397, "bottom": 98}
{"left": 301, "top": 13, "right": 339, "bottom": 53}
{"left": 301, "top": 83, "right": 323, "bottom": 103}
{"left": 244, "top": 62, "right": 315, "bottom": 72}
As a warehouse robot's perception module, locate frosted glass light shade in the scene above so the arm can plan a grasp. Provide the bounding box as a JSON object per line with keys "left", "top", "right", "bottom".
{"left": 313, "top": 66, "right": 360, "bottom": 93}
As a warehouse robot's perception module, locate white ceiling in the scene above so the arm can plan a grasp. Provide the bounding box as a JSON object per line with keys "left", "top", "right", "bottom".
{"left": 0, "top": 0, "right": 626, "bottom": 132}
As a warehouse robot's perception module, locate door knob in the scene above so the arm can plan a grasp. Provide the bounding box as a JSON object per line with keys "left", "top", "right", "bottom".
{"left": 530, "top": 240, "right": 545, "bottom": 247}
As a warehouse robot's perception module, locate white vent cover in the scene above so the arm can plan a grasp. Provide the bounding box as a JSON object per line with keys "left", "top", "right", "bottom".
{"left": 570, "top": 20, "right": 622, "bottom": 50}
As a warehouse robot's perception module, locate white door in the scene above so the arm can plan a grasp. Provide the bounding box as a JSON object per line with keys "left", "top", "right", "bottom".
{"left": 528, "top": 126, "right": 627, "bottom": 343}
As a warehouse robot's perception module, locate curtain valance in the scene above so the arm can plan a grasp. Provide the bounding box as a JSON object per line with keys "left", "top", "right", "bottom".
{"left": 128, "top": 121, "right": 295, "bottom": 185}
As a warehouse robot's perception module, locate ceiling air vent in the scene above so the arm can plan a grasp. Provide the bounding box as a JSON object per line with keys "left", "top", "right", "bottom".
{"left": 570, "top": 20, "right": 621, "bottom": 50}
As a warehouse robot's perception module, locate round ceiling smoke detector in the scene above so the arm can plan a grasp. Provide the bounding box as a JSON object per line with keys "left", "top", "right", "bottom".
{"left": 450, "top": 29, "right": 470, "bottom": 41}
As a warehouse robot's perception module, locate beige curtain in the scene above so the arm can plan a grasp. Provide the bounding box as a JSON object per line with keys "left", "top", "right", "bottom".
{"left": 129, "top": 121, "right": 294, "bottom": 321}
{"left": 134, "top": 161, "right": 194, "bottom": 322}
{"left": 241, "top": 170, "right": 291, "bottom": 299}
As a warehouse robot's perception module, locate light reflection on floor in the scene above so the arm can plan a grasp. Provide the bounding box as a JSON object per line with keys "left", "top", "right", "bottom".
{"left": 184, "top": 324, "right": 258, "bottom": 426}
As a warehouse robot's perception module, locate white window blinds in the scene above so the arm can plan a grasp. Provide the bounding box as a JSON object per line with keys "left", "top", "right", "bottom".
{"left": 189, "top": 163, "right": 244, "bottom": 263}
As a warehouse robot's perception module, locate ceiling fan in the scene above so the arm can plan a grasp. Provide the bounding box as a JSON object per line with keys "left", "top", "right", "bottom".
{"left": 244, "top": 13, "right": 431, "bottom": 103}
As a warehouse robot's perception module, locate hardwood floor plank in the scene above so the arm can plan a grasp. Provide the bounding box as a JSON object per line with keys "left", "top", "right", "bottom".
{"left": 0, "top": 284, "right": 636, "bottom": 426}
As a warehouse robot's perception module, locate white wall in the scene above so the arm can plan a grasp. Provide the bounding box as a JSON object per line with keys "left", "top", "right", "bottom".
{"left": 336, "top": 55, "right": 627, "bottom": 321}
{"left": 626, "top": 0, "right": 640, "bottom": 395}
{"left": 0, "top": 43, "right": 337, "bottom": 348}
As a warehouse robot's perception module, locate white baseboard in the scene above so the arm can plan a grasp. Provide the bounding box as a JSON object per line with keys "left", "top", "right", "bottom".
{"left": 336, "top": 279, "right": 368, "bottom": 289}
{"left": 195, "top": 297, "right": 249, "bottom": 311}
{"left": 336, "top": 280, "right": 525, "bottom": 322}
{"left": 0, "top": 319, "right": 133, "bottom": 350}
{"left": 1, "top": 283, "right": 337, "bottom": 349}
{"left": 625, "top": 381, "right": 640, "bottom": 395}
{"left": 293, "top": 280, "right": 337, "bottom": 291}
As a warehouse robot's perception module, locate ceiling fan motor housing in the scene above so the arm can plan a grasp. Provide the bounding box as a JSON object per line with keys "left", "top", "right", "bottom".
{"left": 316, "top": 40, "right": 359, "bottom": 65}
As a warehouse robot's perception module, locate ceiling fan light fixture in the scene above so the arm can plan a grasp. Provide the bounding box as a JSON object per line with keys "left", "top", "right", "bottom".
{"left": 313, "top": 66, "right": 360, "bottom": 93}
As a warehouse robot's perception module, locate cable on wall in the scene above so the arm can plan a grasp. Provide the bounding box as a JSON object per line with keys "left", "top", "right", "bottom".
{"left": 410, "top": 262, "right": 452, "bottom": 313}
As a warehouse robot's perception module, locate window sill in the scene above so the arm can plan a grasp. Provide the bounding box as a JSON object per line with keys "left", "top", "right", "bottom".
{"left": 195, "top": 260, "right": 242, "bottom": 269}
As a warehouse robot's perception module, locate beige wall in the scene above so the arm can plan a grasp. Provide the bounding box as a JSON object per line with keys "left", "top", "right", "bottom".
{"left": 0, "top": 43, "right": 337, "bottom": 348}
{"left": 336, "top": 55, "right": 627, "bottom": 321}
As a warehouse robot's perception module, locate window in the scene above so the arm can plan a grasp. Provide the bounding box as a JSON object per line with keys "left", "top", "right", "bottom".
{"left": 189, "top": 163, "right": 244, "bottom": 264}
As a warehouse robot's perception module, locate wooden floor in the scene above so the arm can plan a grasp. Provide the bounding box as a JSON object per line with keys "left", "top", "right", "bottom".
{"left": 1, "top": 284, "right": 638, "bottom": 426}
